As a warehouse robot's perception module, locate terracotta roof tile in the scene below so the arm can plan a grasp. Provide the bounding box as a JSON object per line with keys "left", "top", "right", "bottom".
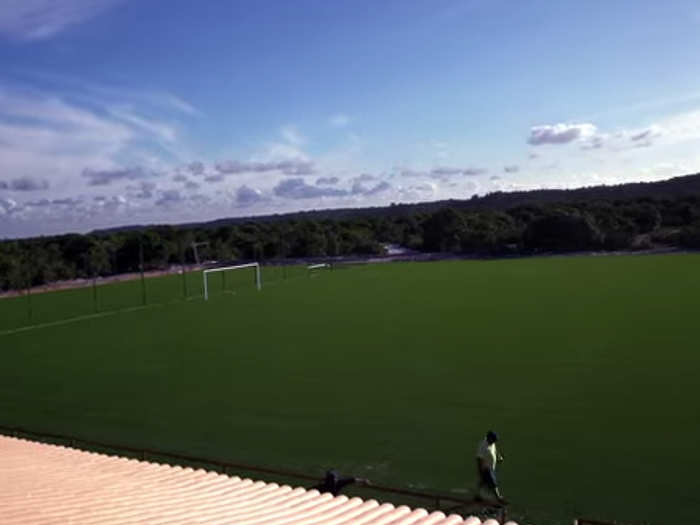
{"left": 0, "top": 436, "right": 519, "bottom": 525}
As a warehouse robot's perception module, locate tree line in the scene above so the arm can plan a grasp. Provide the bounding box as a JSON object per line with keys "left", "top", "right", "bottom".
{"left": 2, "top": 192, "right": 700, "bottom": 292}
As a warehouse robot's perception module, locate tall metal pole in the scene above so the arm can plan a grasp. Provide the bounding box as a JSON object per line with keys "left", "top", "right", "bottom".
{"left": 139, "top": 240, "right": 146, "bottom": 306}
{"left": 23, "top": 251, "right": 33, "bottom": 324}
{"left": 25, "top": 279, "right": 32, "bottom": 324}
{"left": 92, "top": 273, "right": 98, "bottom": 312}
{"left": 178, "top": 237, "right": 187, "bottom": 299}
{"left": 87, "top": 252, "right": 98, "bottom": 313}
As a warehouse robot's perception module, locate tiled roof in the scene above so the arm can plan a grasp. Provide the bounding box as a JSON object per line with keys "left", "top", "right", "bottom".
{"left": 0, "top": 435, "right": 519, "bottom": 525}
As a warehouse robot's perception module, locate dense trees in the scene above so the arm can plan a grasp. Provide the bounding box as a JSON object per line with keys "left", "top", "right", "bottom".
{"left": 523, "top": 212, "right": 602, "bottom": 252}
{"left": 2, "top": 191, "right": 700, "bottom": 292}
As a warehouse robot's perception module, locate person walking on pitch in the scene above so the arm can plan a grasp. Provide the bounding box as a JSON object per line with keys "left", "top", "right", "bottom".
{"left": 475, "top": 430, "right": 506, "bottom": 503}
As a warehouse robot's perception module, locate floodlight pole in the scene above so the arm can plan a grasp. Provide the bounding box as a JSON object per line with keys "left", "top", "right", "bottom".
{"left": 139, "top": 240, "right": 146, "bottom": 306}
{"left": 92, "top": 271, "right": 98, "bottom": 313}
{"left": 178, "top": 236, "right": 187, "bottom": 299}
{"left": 191, "top": 241, "right": 209, "bottom": 265}
{"left": 25, "top": 279, "right": 32, "bottom": 324}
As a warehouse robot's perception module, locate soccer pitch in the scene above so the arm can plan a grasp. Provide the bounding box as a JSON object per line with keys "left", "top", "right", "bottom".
{"left": 1, "top": 255, "right": 698, "bottom": 524}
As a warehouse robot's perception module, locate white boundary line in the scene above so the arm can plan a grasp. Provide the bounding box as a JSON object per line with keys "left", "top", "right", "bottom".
{"left": 0, "top": 301, "right": 179, "bottom": 338}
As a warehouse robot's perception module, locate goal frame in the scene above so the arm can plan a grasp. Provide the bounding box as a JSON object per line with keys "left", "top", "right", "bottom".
{"left": 203, "top": 262, "right": 261, "bottom": 300}
{"left": 307, "top": 263, "right": 330, "bottom": 270}
{"left": 307, "top": 263, "right": 331, "bottom": 276}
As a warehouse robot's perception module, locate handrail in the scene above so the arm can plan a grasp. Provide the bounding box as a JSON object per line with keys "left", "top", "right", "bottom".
{"left": 0, "top": 423, "right": 507, "bottom": 521}
{"left": 574, "top": 518, "right": 636, "bottom": 525}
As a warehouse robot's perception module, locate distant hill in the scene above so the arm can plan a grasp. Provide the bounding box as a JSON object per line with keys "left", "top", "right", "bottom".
{"left": 92, "top": 172, "right": 700, "bottom": 234}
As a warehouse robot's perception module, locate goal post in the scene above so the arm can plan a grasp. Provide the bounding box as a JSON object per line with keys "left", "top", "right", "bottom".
{"left": 307, "top": 263, "right": 330, "bottom": 270}
{"left": 307, "top": 262, "right": 331, "bottom": 278}
{"left": 203, "top": 262, "right": 261, "bottom": 301}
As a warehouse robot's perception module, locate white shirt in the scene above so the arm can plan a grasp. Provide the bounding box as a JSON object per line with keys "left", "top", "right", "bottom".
{"left": 476, "top": 438, "right": 497, "bottom": 470}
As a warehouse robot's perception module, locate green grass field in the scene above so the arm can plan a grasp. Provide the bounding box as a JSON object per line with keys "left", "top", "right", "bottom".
{"left": 1, "top": 255, "right": 699, "bottom": 524}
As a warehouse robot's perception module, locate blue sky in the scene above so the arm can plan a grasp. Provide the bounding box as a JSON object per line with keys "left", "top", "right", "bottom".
{"left": 1, "top": 0, "right": 700, "bottom": 237}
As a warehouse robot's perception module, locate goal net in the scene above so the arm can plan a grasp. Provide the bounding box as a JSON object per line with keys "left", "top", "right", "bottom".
{"left": 203, "top": 263, "right": 261, "bottom": 300}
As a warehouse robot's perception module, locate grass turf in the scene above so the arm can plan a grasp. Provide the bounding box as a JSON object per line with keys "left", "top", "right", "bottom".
{"left": 1, "top": 255, "right": 698, "bottom": 524}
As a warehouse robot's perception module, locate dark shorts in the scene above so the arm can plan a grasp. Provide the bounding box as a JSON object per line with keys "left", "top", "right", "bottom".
{"left": 479, "top": 467, "right": 498, "bottom": 489}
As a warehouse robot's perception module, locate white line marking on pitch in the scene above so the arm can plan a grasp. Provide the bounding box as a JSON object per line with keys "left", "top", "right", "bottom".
{"left": 0, "top": 299, "right": 200, "bottom": 338}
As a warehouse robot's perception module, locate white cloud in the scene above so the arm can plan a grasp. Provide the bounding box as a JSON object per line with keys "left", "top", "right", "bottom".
{"left": 0, "top": 0, "right": 125, "bottom": 41}
{"left": 329, "top": 114, "right": 351, "bottom": 127}
{"left": 351, "top": 180, "right": 391, "bottom": 196}
{"left": 661, "top": 110, "right": 700, "bottom": 142}
{"left": 214, "top": 159, "right": 315, "bottom": 176}
{"left": 204, "top": 174, "right": 224, "bottom": 183}
{"left": 273, "top": 178, "right": 349, "bottom": 200}
{"left": 155, "top": 189, "right": 184, "bottom": 207}
{"left": 316, "top": 176, "right": 339, "bottom": 185}
{"left": 0, "top": 176, "right": 50, "bottom": 191}
{"left": 82, "top": 167, "right": 157, "bottom": 186}
{"left": 280, "top": 125, "right": 305, "bottom": 146}
{"left": 157, "top": 92, "right": 201, "bottom": 117}
{"left": 0, "top": 89, "right": 161, "bottom": 196}
{"left": 109, "top": 107, "right": 177, "bottom": 143}
{"left": 126, "top": 181, "right": 156, "bottom": 199}
{"left": 400, "top": 166, "right": 486, "bottom": 180}
{"left": 528, "top": 123, "right": 597, "bottom": 145}
{"left": 398, "top": 182, "right": 437, "bottom": 201}
{"left": 533, "top": 110, "right": 700, "bottom": 155}
{"left": 235, "top": 185, "right": 263, "bottom": 206}
{"left": 0, "top": 198, "right": 19, "bottom": 215}
{"left": 643, "top": 162, "right": 691, "bottom": 179}
{"left": 186, "top": 161, "right": 205, "bottom": 175}
{"left": 629, "top": 126, "right": 664, "bottom": 143}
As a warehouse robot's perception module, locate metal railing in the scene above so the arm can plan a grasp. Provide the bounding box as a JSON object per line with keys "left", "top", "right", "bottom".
{"left": 0, "top": 423, "right": 508, "bottom": 522}
{"left": 574, "top": 518, "right": 640, "bottom": 525}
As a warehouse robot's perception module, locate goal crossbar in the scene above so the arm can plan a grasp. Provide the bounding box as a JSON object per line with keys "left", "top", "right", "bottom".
{"left": 203, "top": 263, "right": 261, "bottom": 300}
{"left": 307, "top": 263, "right": 330, "bottom": 270}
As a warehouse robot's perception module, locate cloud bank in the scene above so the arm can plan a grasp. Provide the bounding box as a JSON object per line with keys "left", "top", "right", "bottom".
{"left": 0, "top": 0, "right": 125, "bottom": 41}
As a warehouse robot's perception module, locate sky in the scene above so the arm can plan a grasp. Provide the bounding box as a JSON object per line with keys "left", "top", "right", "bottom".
{"left": 1, "top": 0, "right": 700, "bottom": 238}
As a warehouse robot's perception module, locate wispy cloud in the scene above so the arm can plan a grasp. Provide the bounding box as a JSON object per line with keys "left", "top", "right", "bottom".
{"left": 0, "top": 0, "right": 126, "bottom": 41}
{"left": 316, "top": 176, "right": 339, "bottom": 185}
{"left": 351, "top": 180, "right": 391, "bottom": 196}
{"left": 83, "top": 167, "right": 157, "bottom": 186}
{"left": 0, "top": 176, "right": 50, "bottom": 192}
{"left": 273, "top": 178, "right": 349, "bottom": 199}
{"left": 272, "top": 176, "right": 392, "bottom": 201}
{"left": 214, "top": 159, "right": 315, "bottom": 176}
{"left": 398, "top": 182, "right": 437, "bottom": 201}
{"left": 280, "top": 125, "right": 305, "bottom": 146}
{"left": 528, "top": 123, "right": 597, "bottom": 145}
{"left": 235, "top": 185, "right": 263, "bottom": 206}
{"left": 400, "top": 166, "right": 487, "bottom": 180}
{"left": 329, "top": 114, "right": 351, "bottom": 127}
{"left": 126, "top": 181, "right": 156, "bottom": 199}
{"left": 9, "top": 70, "right": 202, "bottom": 118}
{"left": 109, "top": 106, "right": 177, "bottom": 143}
